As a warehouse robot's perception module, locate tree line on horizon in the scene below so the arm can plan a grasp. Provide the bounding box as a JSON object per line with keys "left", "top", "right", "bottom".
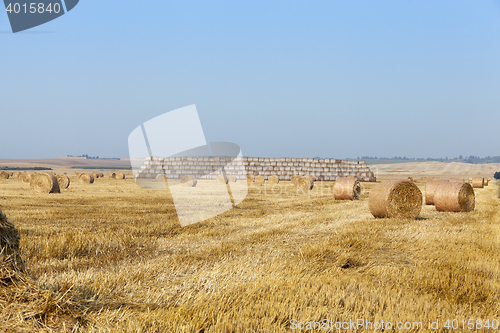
{"left": 358, "top": 156, "right": 500, "bottom": 164}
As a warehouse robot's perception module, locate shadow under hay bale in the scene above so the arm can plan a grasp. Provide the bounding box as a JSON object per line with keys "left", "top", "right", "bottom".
{"left": 79, "top": 173, "right": 95, "bottom": 184}
{"left": 333, "top": 177, "right": 361, "bottom": 200}
{"left": 30, "top": 173, "right": 60, "bottom": 194}
{"left": 369, "top": 179, "right": 422, "bottom": 219}
{"left": 434, "top": 182, "right": 475, "bottom": 212}
{"left": 425, "top": 180, "right": 447, "bottom": 205}
{"left": 267, "top": 175, "right": 279, "bottom": 185}
{"left": 472, "top": 177, "right": 484, "bottom": 188}
{"left": 56, "top": 174, "right": 70, "bottom": 189}
{"left": 181, "top": 175, "right": 197, "bottom": 187}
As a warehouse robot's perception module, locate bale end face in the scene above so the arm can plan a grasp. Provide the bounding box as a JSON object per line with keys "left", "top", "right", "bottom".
{"left": 434, "top": 182, "right": 475, "bottom": 212}
{"left": 79, "top": 173, "right": 95, "bottom": 185}
{"left": 267, "top": 175, "right": 279, "bottom": 185}
{"left": 297, "top": 176, "right": 313, "bottom": 191}
{"left": 333, "top": 177, "right": 361, "bottom": 200}
{"left": 254, "top": 175, "right": 265, "bottom": 185}
{"left": 472, "top": 177, "right": 484, "bottom": 188}
{"left": 30, "top": 173, "right": 61, "bottom": 194}
{"left": 369, "top": 179, "right": 422, "bottom": 219}
{"left": 56, "top": 174, "right": 71, "bottom": 189}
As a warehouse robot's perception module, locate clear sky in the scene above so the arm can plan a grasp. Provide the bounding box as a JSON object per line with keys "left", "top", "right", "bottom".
{"left": 1, "top": 0, "right": 499, "bottom": 159}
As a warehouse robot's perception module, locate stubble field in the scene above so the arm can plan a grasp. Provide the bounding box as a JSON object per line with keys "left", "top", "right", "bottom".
{"left": 1, "top": 173, "right": 499, "bottom": 332}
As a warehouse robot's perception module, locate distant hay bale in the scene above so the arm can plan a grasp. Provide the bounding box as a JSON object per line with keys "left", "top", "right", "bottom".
{"left": 100, "top": 172, "right": 105, "bottom": 178}
{"left": 108, "top": 172, "right": 116, "bottom": 179}
{"left": 116, "top": 172, "right": 125, "bottom": 179}
{"left": 297, "top": 176, "right": 314, "bottom": 191}
{"left": 425, "top": 180, "right": 447, "bottom": 205}
{"left": 56, "top": 174, "right": 70, "bottom": 189}
{"left": 79, "top": 173, "right": 95, "bottom": 184}
{"left": 0, "top": 171, "right": 10, "bottom": 179}
{"left": 488, "top": 177, "right": 491, "bottom": 182}
{"left": 92, "top": 172, "right": 99, "bottom": 179}
{"left": 246, "top": 174, "right": 255, "bottom": 183}
{"left": 267, "top": 175, "right": 279, "bottom": 185}
{"left": 20, "top": 172, "right": 35, "bottom": 184}
{"left": 181, "top": 175, "right": 197, "bottom": 187}
{"left": 254, "top": 175, "right": 265, "bottom": 185}
{"left": 12, "top": 171, "right": 21, "bottom": 179}
{"left": 228, "top": 175, "right": 237, "bottom": 183}
{"left": 369, "top": 179, "right": 422, "bottom": 219}
{"left": 472, "top": 177, "right": 484, "bottom": 188}
{"left": 217, "top": 175, "right": 229, "bottom": 184}
{"left": 434, "top": 182, "right": 475, "bottom": 212}
{"left": 290, "top": 175, "right": 300, "bottom": 186}
{"left": 484, "top": 178, "right": 489, "bottom": 186}
{"left": 30, "top": 173, "right": 60, "bottom": 194}
{"left": 333, "top": 177, "right": 361, "bottom": 200}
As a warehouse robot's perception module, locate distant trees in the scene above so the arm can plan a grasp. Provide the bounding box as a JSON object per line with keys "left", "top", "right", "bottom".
{"left": 494, "top": 172, "right": 500, "bottom": 180}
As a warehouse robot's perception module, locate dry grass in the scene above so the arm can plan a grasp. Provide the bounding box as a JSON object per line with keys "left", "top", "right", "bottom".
{"left": 0, "top": 176, "right": 499, "bottom": 331}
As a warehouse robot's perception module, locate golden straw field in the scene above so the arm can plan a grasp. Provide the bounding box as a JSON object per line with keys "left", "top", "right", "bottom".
{"left": 1, "top": 173, "right": 499, "bottom": 332}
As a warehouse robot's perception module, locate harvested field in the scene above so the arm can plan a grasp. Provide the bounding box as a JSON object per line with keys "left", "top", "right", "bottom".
{"left": 0, "top": 173, "right": 499, "bottom": 331}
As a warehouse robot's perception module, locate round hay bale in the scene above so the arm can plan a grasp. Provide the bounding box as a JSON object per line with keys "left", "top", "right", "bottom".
{"left": 290, "top": 175, "right": 300, "bottom": 186}
{"left": 92, "top": 172, "right": 99, "bottom": 179}
{"left": 30, "top": 173, "right": 60, "bottom": 194}
{"left": 79, "top": 173, "right": 95, "bottom": 184}
{"left": 0, "top": 171, "right": 10, "bottom": 179}
{"left": 108, "top": 172, "right": 116, "bottom": 179}
{"left": 100, "top": 172, "right": 105, "bottom": 178}
{"left": 116, "top": 172, "right": 125, "bottom": 180}
{"left": 254, "top": 175, "right": 265, "bottom": 185}
{"left": 425, "top": 180, "right": 447, "bottom": 205}
{"left": 369, "top": 179, "right": 422, "bottom": 219}
{"left": 472, "top": 177, "right": 484, "bottom": 188}
{"left": 267, "top": 175, "right": 279, "bottom": 185}
{"left": 333, "top": 177, "right": 361, "bottom": 200}
{"left": 484, "top": 178, "right": 489, "bottom": 186}
{"left": 246, "top": 174, "right": 255, "bottom": 183}
{"left": 20, "top": 172, "right": 35, "bottom": 184}
{"left": 181, "top": 175, "right": 197, "bottom": 187}
{"left": 434, "top": 182, "right": 475, "bottom": 212}
{"left": 56, "top": 174, "right": 70, "bottom": 189}
{"left": 297, "top": 176, "right": 313, "bottom": 191}
{"left": 216, "top": 175, "right": 229, "bottom": 184}
{"left": 12, "top": 171, "right": 21, "bottom": 179}
{"left": 228, "top": 175, "right": 237, "bottom": 183}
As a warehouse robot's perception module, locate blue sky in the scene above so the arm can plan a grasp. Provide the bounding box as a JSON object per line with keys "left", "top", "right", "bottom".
{"left": 1, "top": 0, "right": 499, "bottom": 159}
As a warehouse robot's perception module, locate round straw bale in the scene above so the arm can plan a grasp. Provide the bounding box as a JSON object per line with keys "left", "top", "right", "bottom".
{"left": 0, "top": 171, "right": 10, "bottom": 179}
{"left": 484, "top": 178, "right": 489, "bottom": 186}
{"left": 267, "top": 175, "right": 279, "bottom": 185}
{"left": 116, "top": 172, "right": 125, "bottom": 180}
{"left": 434, "top": 182, "right": 475, "bottom": 212}
{"left": 246, "top": 174, "right": 255, "bottom": 183}
{"left": 425, "top": 180, "right": 447, "bottom": 205}
{"left": 217, "top": 175, "right": 229, "bottom": 184}
{"left": 79, "top": 173, "right": 95, "bottom": 184}
{"left": 228, "top": 175, "right": 237, "bottom": 183}
{"left": 100, "top": 172, "right": 105, "bottom": 178}
{"left": 291, "top": 175, "right": 300, "bottom": 186}
{"left": 333, "top": 177, "right": 361, "bottom": 200}
{"left": 20, "top": 172, "right": 35, "bottom": 183}
{"left": 254, "top": 175, "right": 265, "bottom": 185}
{"left": 297, "top": 176, "right": 313, "bottom": 191}
{"left": 472, "top": 177, "right": 484, "bottom": 188}
{"left": 92, "top": 172, "right": 99, "bottom": 179}
{"left": 56, "top": 174, "right": 70, "bottom": 189}
{"left": 108, "top": 172, "right": 116, "bottom": 179}
{"left": 30, "top": 173, "right": 60, "bottom": 194}
{"left": 12, "top": 171, "right": 21, "bottom": 179}
{"left": 369, "top": 179, "right": 422, "bottom": 219}
{"left": 181, "top": 175, "right": 197, "bottom": 187}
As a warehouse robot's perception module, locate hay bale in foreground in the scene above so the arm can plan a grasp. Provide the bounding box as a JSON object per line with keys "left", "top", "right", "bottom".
{"left": 116, "top": 172, "right": 125, "bottom": 179}
{"left": 297, "top": 176, "right": 313, "bottom": 191}
{"left": 228, "top": 175, "right": 237, "bottom": 183}
{"left": 217, "top": 175, "right": 229, "bottom": 184}
{"left": 30, "top": 173, "right": 60, "bottom": 194}
{"left": 369, "top": 179, "right": 422, "bottom": 219}
{"left": 56, "top": 174, "right": 70, "bottom": 189}
{"left": 425, "top": 180, "right": 447, "bottom": 205}
{"left": 0, "top": 171, "right": 10, "bottom": 179}
{"left": 254, "top": 175, "right": 265, "bottom": 185}
{"left": 181, "top": 175, "right": 197, "bottom": 187}
{"left": 472, "top": 177, "right": 484, "bottom": 188}
{"left": 434, "top": 182, "right": 475, "bottom": 212}
{"left": 20, "top": 172, "right": 35, "bottom": 184}
{"left": 79, "top": 173, "right": 95, "bottom": 184}
{"left": 246, "top": 174, "right": 255, "bottom": 183}
{"left": 267, "top": 175, "right": 279, "bottom": 185}
{"left": 333, "top": 177, "right": 361, "bottom": 200}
